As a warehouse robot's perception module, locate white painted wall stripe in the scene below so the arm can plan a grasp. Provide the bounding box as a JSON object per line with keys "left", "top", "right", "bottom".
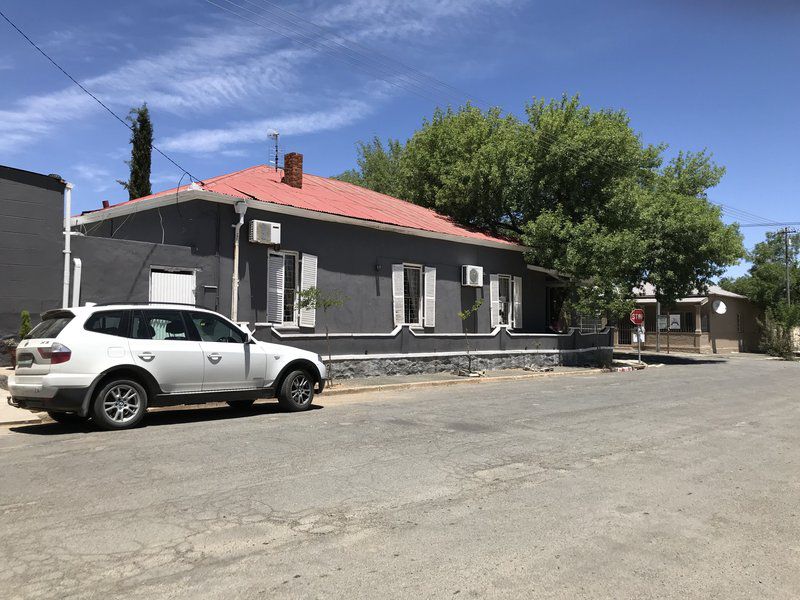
{"left": 328, "top": 346, "right": 614, "bottom": 361}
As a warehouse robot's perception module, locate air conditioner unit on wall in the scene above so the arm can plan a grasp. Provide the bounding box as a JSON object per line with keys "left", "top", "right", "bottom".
{"left": 249, "top": 220, "right": 281, "bottom": 245}
{"left": 461, "top": 265, "right": 484, "bottom": 287}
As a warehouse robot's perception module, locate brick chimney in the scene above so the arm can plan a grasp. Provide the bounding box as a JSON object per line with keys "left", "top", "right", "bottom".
{"left": 282, "top": 152, "right": 303, "bottom": 189}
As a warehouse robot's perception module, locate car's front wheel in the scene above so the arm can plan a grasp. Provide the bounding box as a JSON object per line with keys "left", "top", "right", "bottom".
{"left": 91, "top": 379, "right": 148, "bottom": 430}
{"left": 278, "top": 369, "right": 315, "bottom": 412}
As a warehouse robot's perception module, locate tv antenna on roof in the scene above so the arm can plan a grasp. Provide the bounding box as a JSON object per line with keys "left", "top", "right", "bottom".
{"left": 268, "top": 131, "right": 279, "bottom": 172}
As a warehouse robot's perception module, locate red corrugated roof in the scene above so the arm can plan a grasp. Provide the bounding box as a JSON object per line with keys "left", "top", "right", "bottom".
{"left": 97, "top": 164, "right": 519, "bottom": 248}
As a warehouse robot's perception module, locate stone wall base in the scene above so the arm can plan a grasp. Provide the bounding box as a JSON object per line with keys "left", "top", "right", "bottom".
{"left": 328, "top": 348, "right": 612, "bottom": 379}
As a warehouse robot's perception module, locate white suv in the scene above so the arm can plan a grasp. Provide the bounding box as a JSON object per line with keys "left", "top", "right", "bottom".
{"left": 7, "top": 304, "right": 327, "bottom": 430}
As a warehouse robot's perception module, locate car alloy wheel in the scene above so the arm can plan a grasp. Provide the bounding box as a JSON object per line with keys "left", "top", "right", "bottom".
{"left": 290, "top": 373, "right": 312, "bottom": 405}
{"left": 102, "top": 384, "right": 142, "bottom": 424}
{"left": 278, "top": 369, "right": 315, "bottom": 412}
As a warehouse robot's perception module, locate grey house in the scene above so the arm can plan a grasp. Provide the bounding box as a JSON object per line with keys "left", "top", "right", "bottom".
{"left": 4, "top": 156, "right": 612, "bottom": 375}
{"left": 0, "top": 165, "right": 68, "bottom": 339}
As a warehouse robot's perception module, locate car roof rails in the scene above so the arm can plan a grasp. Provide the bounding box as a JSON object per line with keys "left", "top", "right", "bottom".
{"left": 91, "top": 301, "right": 201, "bottom": 308}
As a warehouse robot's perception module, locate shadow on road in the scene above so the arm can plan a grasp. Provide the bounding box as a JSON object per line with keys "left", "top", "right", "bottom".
{"left": 9, "top": 402, "right": 323, "bottom": 436}
{"left": 614, "top": 351, "right": 729, "bottom": 366}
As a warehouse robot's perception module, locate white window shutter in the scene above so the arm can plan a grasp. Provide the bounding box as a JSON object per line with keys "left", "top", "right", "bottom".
{"left": 298, "top": 253, "right": 318, "bottom": 328}
{"left": 423, "top": 266, "right": 436, "bottom": 328}
{"left": 512, "top": 276, "right": 523, "bottom": 329}
{"left": 489, "top": 274, "right": 500, "bottom": 328}
{"left": 392, "top": 264, "right": 405, "bottom": 326}
{"left": 267, "top": 253, "right": 285, "bottom": 323}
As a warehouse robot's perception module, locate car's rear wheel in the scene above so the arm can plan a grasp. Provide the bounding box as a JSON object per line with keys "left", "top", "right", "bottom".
{"left": 47, "top": 411, "right": 86, "bottom": 425}
{"left": 91, "top": 379, "right": 148, "bottom": 430}
{"left": 226, "top": 399, "right": 256, "bottom": 409}
{"left": 278, "top": 369, "right": 315, "bottom": 412}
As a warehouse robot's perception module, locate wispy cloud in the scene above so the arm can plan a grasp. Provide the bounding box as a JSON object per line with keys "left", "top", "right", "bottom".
{"left": 72, "top": 163, "right": 114, "bottom": 192}
{"left": 0, "top": 0, "right": 519, "bottom": 155}
{"left": 0, "top": 24, "right": 306, "bottom": 153}
{"left": 317, "top": 0, "right": 517, "bottom": 39}
{"left": 161, "top": 100, "right": 372, "bottom": 153}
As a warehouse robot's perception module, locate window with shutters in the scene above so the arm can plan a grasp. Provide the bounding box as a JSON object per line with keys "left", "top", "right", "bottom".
{"left": 498, "top": 275, "right": 512, "bottom": 326}
{"left": 403, "top": 265, "right": 423, "bottom": 326}
{"left": 282, "top": 252, "right": 299, "bottom": 325}
{"left": 491, "top": 273, "right": 522, "bottom": 329}
{"left": 267, "top": 250, "right": 318, "bottom": 327}
{"left": 392, "top": 263, "right": 435, "bottom": 328}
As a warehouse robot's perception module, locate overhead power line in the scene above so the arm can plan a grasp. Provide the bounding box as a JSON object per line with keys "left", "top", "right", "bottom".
{"left": 0, "top": 8, "right": 199, "bottom": 182}
{"left": 738, "top": 222, "right": 800, "bottom": 228}
{"left": 203, "top": 0, "right": 468, "bottom": 107}
{"left": 718, "top": 203, "right": 778, "bottom": 226}
{"left": 238, "top": 0, "right": 488, "bottom": 107}
{"left": 719, "top": 207, "right": 774, "bottom": 226}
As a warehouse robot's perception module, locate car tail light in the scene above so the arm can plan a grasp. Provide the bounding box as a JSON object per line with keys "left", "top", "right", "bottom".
{"left": 38, "top": 343, "right": 72, "bottom": 364}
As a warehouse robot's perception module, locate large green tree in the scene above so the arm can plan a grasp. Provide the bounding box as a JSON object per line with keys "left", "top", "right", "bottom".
{"left": 336, "top": 95, "right": 744, "bottom": 318}
{"left": 721, "top": 231, "right": 800, "bottom": 357}
{"left": 720, "top": 230, "right": 800, "bottom": 309}
{"left": 332, "top": 137, "right": 404, "bottom": 196}
{"left": 118, "top": 103, "right": 153, "bottom": 200}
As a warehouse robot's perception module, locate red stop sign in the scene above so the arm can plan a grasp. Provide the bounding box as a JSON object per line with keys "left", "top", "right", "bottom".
{"left": 630, "top": 308, "right": 645, "bottom": 326}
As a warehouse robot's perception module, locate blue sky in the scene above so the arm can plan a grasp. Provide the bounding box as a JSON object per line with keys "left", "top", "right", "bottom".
{"left": 2, "top": 0, "right": 798, "bottom": 277}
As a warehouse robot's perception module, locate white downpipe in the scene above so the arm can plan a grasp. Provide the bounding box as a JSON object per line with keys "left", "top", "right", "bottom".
{"left": 61, "top": 182, "right": 74, "bottom": 308}
{"left": 71, "top": 258, "right": 82, "bottom": 307}
{"left": 230, "top": 201, "right": 248, "bottom": 322}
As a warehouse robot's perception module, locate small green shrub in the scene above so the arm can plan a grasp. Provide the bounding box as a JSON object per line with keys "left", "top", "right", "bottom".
{"left": 19, "top": 310, "right": 32, "bottom": 340}
{"left": 759, "top": 302, "right": 800, "bottom": 359}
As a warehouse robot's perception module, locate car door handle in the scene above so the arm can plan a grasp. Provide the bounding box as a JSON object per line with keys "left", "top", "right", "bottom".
{"left": 207, "top": 353, "right": 222, "bottom": 364}
{"left": 138, "top": 352, "right": 155, "bottom": 362}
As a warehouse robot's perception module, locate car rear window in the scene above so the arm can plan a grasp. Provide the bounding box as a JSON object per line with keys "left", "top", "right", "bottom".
{"left": 84, "top": 310, "right": 128, "bottom": 337}
{"left": 26, "top": 316, "right": 73, "bottom": 339}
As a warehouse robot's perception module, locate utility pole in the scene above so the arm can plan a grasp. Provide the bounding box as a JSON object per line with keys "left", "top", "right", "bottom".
{"left": 783, "top": 227, "right": 794, "bottom": 306}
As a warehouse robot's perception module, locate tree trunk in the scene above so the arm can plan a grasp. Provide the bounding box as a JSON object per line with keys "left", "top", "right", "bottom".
{"left": 326, "top": 326, "right": 334, "bottom": 387}
{"left": 465, "top": 330, "right": 472, "bottom": 373}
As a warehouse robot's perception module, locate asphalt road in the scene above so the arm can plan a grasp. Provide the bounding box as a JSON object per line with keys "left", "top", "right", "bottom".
{"left": 1, "top": 355, "right": 798, "bottom": 599}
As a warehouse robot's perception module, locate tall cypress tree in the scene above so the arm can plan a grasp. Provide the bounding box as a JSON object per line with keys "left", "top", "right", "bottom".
{"left": 118, "top": 103, "right": 153, "bottom": 199}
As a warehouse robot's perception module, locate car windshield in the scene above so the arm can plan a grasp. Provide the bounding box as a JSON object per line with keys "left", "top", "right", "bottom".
{"left": 26, "top": 316, "right": 73, "bottom": 339}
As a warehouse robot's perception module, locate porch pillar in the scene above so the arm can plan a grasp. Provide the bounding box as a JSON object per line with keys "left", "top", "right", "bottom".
{"left": 694, "top": 304, "right": 702, "bottom": 349}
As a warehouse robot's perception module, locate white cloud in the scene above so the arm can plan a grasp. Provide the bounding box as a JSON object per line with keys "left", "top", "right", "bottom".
{"left": 72, "top": 163, "right": 115, "bottom": 192}
{"left": 161, "top": 100, "right": 372, "bottom": 153}
{"left": 0, "top": 24, "right": 307, "bottom": 153}
{"left": 316, "top": 0, "right": 516, "bottom": 39}
{"left": 0, "top": 0, "right": 520, "bottom": 154}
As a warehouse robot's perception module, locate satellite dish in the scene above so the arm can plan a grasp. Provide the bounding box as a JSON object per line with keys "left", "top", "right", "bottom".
{"left": 712, "top": 299, "right": 727, "bottom": 315}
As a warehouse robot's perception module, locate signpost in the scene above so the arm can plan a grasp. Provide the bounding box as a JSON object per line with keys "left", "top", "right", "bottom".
{"left": 630, "top": 309, "right": 645, "bottom": 363}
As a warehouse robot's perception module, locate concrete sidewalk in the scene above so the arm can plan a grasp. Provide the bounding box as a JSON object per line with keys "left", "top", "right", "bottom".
{"left": 0, "top": 365, "right": 610, "bottom": 426}
{"left": 324, "top": 365, "right": 604, "bottom": 396}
